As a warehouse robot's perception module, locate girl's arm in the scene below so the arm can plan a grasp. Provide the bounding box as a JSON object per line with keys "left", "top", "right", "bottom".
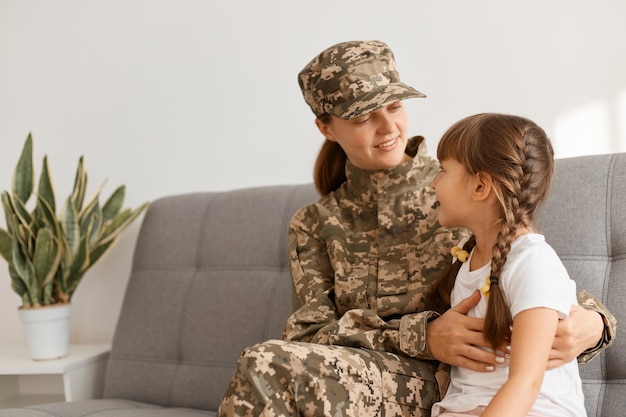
{"left": 481, "top": 307, "right": 559, "bottom": 417}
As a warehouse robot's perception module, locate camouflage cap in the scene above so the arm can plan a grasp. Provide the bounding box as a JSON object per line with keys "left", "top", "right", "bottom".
{"left": 298, "top": 40, "right": 426, "bottom": 120}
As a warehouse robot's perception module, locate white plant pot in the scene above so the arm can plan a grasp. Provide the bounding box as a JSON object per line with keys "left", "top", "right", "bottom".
{"left": 18, "top": 303, "right": 72, "bottom": 361}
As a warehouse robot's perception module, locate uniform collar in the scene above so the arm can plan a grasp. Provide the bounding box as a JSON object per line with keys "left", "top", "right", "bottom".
{"left": 344, "top": 136, "right": 432, "bottom": 201}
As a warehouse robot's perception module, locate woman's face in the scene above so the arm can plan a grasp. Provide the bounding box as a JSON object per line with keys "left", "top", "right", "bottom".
{"left": 316, "top": 101, "right": 410, "bottom": 171}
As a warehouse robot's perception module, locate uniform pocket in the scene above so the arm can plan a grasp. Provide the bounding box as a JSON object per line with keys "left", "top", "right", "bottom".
{"left": 365, "top": 350, "right": 439, "bottom": 415}
{"left": 328, "top": 239, "right": 371, "bottom": 314}
{"left": 377, "top": 243, "right": 410, "bottom": 296}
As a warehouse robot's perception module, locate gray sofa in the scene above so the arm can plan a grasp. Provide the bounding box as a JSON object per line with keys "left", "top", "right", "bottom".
{"left": 1, "top": 152, "right": 623, "bottom": 417}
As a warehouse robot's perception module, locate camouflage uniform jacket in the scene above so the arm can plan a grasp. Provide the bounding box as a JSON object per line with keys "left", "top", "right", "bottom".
{"left": 284, "top": 136, "right": 465, "bottom": 359}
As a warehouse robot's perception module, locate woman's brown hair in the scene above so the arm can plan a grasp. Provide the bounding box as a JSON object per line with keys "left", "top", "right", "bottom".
{"left": 430, "top": 113, "right": 555, "bottom": 349}
{"left": 313, "top": 114, "right": 348, "bottom": 195}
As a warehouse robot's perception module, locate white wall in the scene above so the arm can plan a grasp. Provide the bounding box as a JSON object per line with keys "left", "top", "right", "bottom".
{"left": 1, "top": 0, "right": 625, "bottom": 350}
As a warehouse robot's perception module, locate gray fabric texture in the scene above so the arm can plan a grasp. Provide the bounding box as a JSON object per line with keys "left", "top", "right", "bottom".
{"left": 536, "top": 153, "right": 625, "bottom": 417}
{"left": 104, "top": 185, "right": 319, "bottom": 411}
{"left": 0, "top": 153, "right": 623, "bottom": 416}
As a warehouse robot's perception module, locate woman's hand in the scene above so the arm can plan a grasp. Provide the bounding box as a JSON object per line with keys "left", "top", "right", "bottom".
{"left": 426, "top": 290, "right": 504, "bottom": 372}
{"left": 427, "top": 294, "right": 604, "bottom": 371}
{"left": 547, "top": 304, "right": 604, "bottom": 369}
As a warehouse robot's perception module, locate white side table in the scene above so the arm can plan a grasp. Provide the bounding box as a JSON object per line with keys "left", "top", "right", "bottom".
{"left": 0, "top": 344, "right": 110, "bottom": 408}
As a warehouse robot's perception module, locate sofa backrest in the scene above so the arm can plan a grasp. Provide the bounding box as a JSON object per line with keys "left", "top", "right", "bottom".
{"left": 102, "top": 152, "right": 624, "bottom": 416}
{"left": 536, "top": 152, "right": 625, "bottom": 417}
{"left": 103, "top": 184, "right": 319, "bottom": 411}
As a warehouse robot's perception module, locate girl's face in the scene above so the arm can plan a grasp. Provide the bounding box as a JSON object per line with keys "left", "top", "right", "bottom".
{"left": 431, "top": 159, "right": 475, "bottom": 228}
{"left": 316, "top": 101, "right": 410, "bottom": 171}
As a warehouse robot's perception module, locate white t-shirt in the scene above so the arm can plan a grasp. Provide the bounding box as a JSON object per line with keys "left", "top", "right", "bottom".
{"left": 431, "top": 234, "right": 587, "bottom": 417}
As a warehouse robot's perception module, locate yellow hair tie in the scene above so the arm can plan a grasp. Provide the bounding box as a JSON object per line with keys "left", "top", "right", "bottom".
{"left": 451, "top": 246, "right": 469, "bottom": 263}
{"left": 481, "top": 276, "right": 491, "bottom": 296}
{"left": 481, "top": 275, "right": 499, "bottom": 297}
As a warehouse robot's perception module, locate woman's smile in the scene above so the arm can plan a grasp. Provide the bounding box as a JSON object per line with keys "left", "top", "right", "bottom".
{"left": 374, "top": 137, "right": 400, "bottom": 150}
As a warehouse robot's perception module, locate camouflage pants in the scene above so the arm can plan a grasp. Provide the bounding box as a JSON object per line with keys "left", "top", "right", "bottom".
{"left": 218, "top": 339, "right": 440, "bottom": 417}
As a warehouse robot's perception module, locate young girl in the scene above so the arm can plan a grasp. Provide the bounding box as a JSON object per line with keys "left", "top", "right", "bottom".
{"left": 430, "top": 113, "right": 586, "bottom": 417}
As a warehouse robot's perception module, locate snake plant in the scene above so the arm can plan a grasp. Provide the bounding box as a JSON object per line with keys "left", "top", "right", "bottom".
{"left": 0, "top": 134, "right": 149, "bottom": 308}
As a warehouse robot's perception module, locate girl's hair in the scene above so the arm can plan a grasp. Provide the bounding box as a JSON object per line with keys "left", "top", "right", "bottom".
{"left": 430, "top": 113, "right": 555, "bottom": 348}
{"left": 313, "top": 113, "right": 348, "bottom": 195}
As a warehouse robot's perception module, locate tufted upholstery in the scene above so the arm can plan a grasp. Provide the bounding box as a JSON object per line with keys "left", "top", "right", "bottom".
{"left": 102, "top": 185, "right": 319, "bottom": 411}
{"left": 536, "top": 153, "right": 625, "bottom": 417}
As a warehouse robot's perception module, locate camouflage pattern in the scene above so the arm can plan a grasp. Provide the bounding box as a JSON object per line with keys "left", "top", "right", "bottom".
{"left": 217, "top": 340, "right": 441, "bottom": 417}
{"left": 298, "top": 40, "right": 425, "bottom": 120}
{"left": 577, "top": 289, "right": 617, "bottom": 363}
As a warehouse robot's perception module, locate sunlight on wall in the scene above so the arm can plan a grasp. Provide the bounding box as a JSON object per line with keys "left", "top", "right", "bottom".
{"left": 553, "top": 90, "right": 626, "bottom": 159}
{"left": 553, "top": 101, "right": 610, "bottom": 159}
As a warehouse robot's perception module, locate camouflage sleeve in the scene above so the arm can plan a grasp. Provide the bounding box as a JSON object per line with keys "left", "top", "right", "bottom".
{"left": 398, "top": 310, "right": 441, "bottom": 359}
{"left": 283, "top": 206, "right": 441, "bottom": 357}
{"left": 284, "top": 282, "right": 439, "bottom": 358}
{"left": 283, "top": 206, "right": 340, "bottom": 343}
{"left": 577, "top": 289, "right": 617, "bottom": 363}
{"left": 283, "top": 215, "right": 409, "bottom": 348}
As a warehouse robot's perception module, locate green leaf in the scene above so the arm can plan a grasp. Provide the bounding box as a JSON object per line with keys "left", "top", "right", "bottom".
{"left": 70, "top": 157, "right": 87, "bottom": 213}
{"left": 65, "top": 270, "right": 86, "bottom": 301}
{"left": 42, "top": 279, "right": 54, "bottom": 305}
{"left": 61, "top": 196, "right": 80, "bottom": 254}
{"left": 54, "top": 266, "right": 68, "bottom": 300}
{"left": 82, "top": 206, "right": 102, "bottom": 247}
{"left": 88, "top": 239, "right": 115, "bottom": 266}
{"left": 33, "top": 228, "right": 62, "bottom": 288}
{"left": 11, "top": 231, "right": 38, "bottom": 306}
{"left": 64, "top": 233, "right": 89, "bottom": 300}
{"left": 12, "top": 134, "right": 34, "bottom": 204}
{"left": 102, "top": 186, "right": 125, "bottom": 223}
{"left": 37, "top": 156, "right": 56, "bottom": 214}
{"left": 98, "top": 202, "right": 149, "bottom": 246}
{"left": 78, "top": 183, "right": 104, "bottom": 244}
{"left": 87, "top": 207, "right": 102, "bottom": 246}
{"left": 8, "top": 262, "right": 30, "bottom": 306}
{"left": 8, "top": 193, "right": 33, "bottom": 236}
{"left": 35, "top": 194, "right": 63, "bottom": 238}
{"left": 0, "top": 227, "right": 12, "bottom": 262}
{"left": 9, "top": 214, "right": 33, "bottom": 259}
{"left": 1, "top": 191, "right": 15, "bottom": 231}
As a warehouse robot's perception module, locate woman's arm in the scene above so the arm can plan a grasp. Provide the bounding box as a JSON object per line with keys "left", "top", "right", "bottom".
{"left": 283, "top": 211, "right": 339, "bottom": 343}
{"left": 284, "top": 207, "right": 440, "bottom": 357}
{"left": 284, "top": 219, "right": 436, "bottom": 352}
{"left": 481, "top": 307, "right": 559, "bottom": 417}
{"left": 427, "top": 289, "right": 617, "bottom": 371}
{"left": 548, "top": 289, "right": 616, "bottom": 367}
